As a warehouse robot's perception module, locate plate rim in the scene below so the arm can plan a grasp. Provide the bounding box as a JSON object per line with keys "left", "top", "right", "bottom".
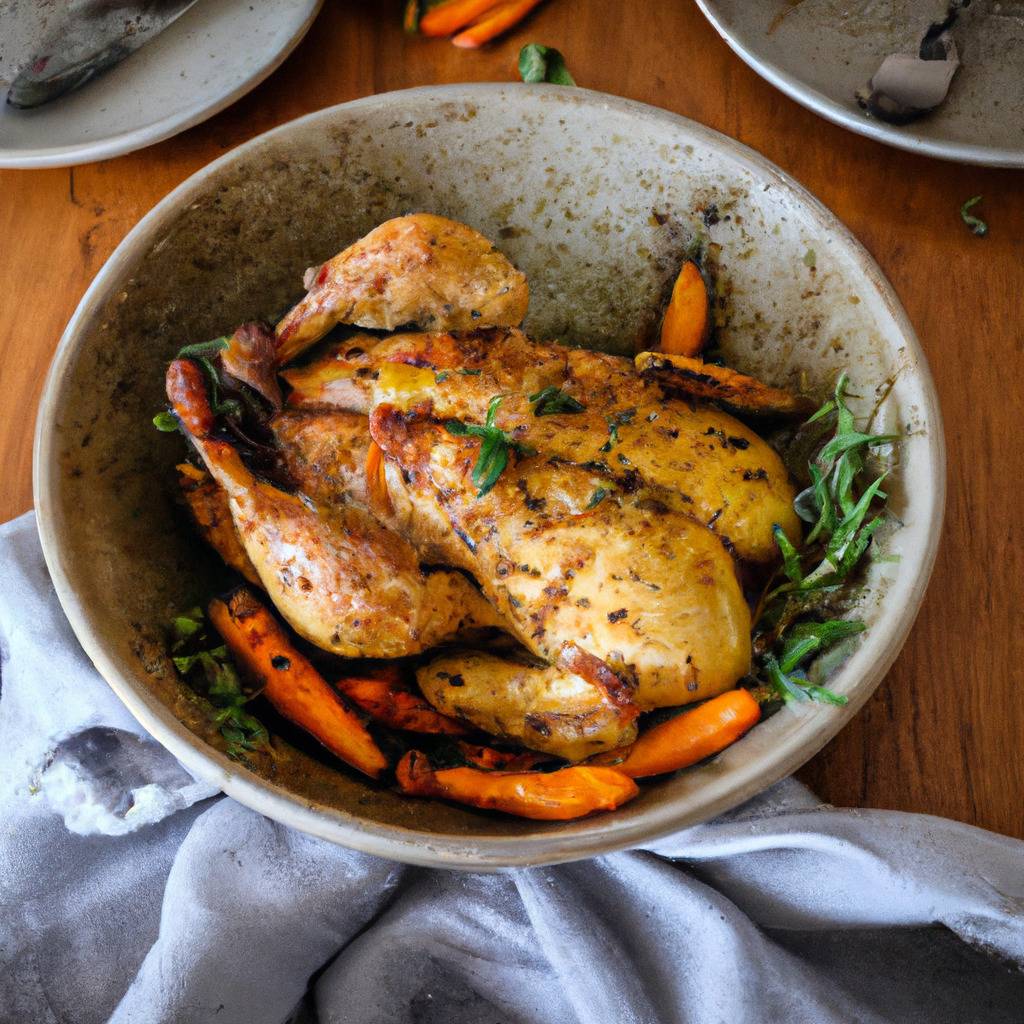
{"left": 0, "top": 0, "right": 324, "bottom": 170}
{"left": 33, "top": 83, "right": 947, "bottom": 868}
{"left": 695, "top": 0, "right": 1024, "bottom": 169}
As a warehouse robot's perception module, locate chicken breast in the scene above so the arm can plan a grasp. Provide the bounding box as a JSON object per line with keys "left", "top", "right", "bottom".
{"left": 417, "top": 651, "right": 638, "bottom": 761}
{"left": 274, "top": 214, "right": 529, "bottom": 364}
{"left": 370, "top": 404, "right": 752, "bottom": 709}
{"left": 282, "top": 329, "right": 800, "bottom": 561}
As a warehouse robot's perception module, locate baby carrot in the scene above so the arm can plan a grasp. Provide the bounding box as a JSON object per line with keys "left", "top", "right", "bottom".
{"left": 451, "top": 0, "right": 545, "bottom": 48}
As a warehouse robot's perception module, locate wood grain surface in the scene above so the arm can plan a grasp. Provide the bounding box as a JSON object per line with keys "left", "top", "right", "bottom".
{"left": 1, "top": 1, "right": 1021, "bottom": 837}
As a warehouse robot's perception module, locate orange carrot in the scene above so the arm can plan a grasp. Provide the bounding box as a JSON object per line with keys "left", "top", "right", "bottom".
{"left": 451, "top": 0, "right": 544, "bottom": 48}
{"left": 166, "top": 359, "right": 215, "bottom": 437}
{"left": 335, "top": 675, "right": 470, "bottom": 736}
{"left": 595, "top": 689, "right": 761, "bottom": 779}
{"left": 209, "top": 588, "right": 388, "bottom": 779}
{"left": 420, "top": 0, "right": 504, "bottom": 36}
{"left": 660, "top": 260, "right": 710, "bottom": 357}
{"left": 364, "top": 440, "right": 392, "bottom": 515}
{"left": 396, "top": 751, "right": 638, "bottom": 820}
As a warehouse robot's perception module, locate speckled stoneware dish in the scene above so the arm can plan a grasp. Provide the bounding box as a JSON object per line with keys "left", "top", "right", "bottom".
{"left": 34, "top": 85, "right": 945, "bottom": 869}
{"left": 697, "top": 0, "right": 1024, "bottom": 167}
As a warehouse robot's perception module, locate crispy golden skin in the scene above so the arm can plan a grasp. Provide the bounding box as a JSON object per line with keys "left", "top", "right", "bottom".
{"left": 166, "top": 360, "right": 504, "bottom": 659}
{"left": 274, "top": 214, "right": 529, "bottom": 363}
{"left": 370, "top": 406, "right": 752, "bottom": 709}
{"left": 283, "top": 329, "right": 800, "bottom": 561}
{"left": 417, "top": 651, "right": 638, "bottom": 761}
{"left": 270, "top": 410, "right": 372, "bottom": 508}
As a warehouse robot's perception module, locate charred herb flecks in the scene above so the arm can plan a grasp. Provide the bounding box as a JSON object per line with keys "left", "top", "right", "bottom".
{"left": 754, "top": 373, "right": 897, "bottom": 705}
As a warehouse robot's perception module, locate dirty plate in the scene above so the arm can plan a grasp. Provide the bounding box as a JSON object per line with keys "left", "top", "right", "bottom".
{"left": 0, "top": 0, "right": 322, "bottom": 169}
{"left": 697, "top": 0, "right": 1024, "bottom": 167}
{"left": 34, "top": 85, "right": 944, "bottom": 868}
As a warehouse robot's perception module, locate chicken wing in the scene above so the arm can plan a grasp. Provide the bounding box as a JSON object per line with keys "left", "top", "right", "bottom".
{"left": 282, "top": 329, "right": 800, "bottom": 561}
{"left": 274, "top": 214, "right": 529, "bottom": 364}
{"left": 166, "top": 360, "right": 505, "bottom": 658}
{"left": 370, "top": 404, "right": 752, "bottom": 709}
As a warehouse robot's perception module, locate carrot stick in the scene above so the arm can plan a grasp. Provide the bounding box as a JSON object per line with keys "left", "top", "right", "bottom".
{"left": 451, "top": 0, "right": 544, "bottom": 47}
{"left": 420, "top": 0, "right": 504, "bottom": 36}
{"left": 209, "top": 588, "right": 388, "bottom": 779}
{"left": 660, "top": 260, "right": 711, "bottom": 357}
{"left": 335, "top": 675, "right": 470, "bottom": 736}
{"left": 396, "top": 751, "right": 638, "bottom": 820}
{"left": 595, "top": 689, "right": 761, "bottom": 779}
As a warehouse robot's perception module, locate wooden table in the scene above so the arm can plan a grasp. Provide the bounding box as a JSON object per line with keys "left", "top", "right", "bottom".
{"left": 2, "top": 1, "right": 1021, "bottom": 838}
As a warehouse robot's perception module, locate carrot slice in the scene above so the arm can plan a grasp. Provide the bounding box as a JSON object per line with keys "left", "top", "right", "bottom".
{"left": 396, "top": 750, "right": 638, "bottom": 820}
{"left": 208, "top": 588, "right": 388, "bottom": 779}
{"left": 594, "top": 689, "right": 761, "bottom": 779}
{"left": 635, "top": 351, "right": 815, "bottom": 417}
{"left": 660, "top": 260, "right": 710, "bottom": 357}
{"left": 335, "top": 675, "right": 470, "bottom": 736}
{"left": 451, "top": 0, "right": 545, "bottom": 48}
{"left": 420, "top": 0, "right": 504, "bottom": 36}
{"left": 364, "top": 440, "right": 392, "bottom": 515}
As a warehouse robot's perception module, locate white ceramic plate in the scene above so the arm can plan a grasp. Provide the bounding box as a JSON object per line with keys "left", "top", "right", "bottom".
{"left": 697, "top": 0, "right": 1024, "bottom": 168}
{"left": 0, "top": 0, "right": 323, "bottom": 169}
{"left": 35, "top": 86, "right": 944, "bottom": 868}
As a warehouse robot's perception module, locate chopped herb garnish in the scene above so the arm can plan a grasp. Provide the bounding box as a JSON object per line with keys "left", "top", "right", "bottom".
{"left": 518, "top": 44, "right": 576, "bottom": 86}
{"left": 754, "top": 373, "right": 897, "bottom": 706}
{"left": 960, "top": 195, "right": 988, "bottom": 237}
{"left": 586, "top": 487, "right": 609, "bottom": 510}
{"left": 460, "top": 368, "right": 483, "bottom": 376}
{"left": 802, "top": 248, "right": 817, "bottom": 269}
{"left": 169, "top": 606, "right": 270, "bottom": 762}
{"left": 434, "top": 371, "right": 450, "bottom": 383}
{"left": 152, "top": 411, "right": 180, "bottom": 433}
{"left": 600, "top": 417, "right": 620, "bottom": 453}
{"left": 529, "top": 385, "right": 586, "bottom": 416}
{"left": 446, "top": 395, "right": 536, "bottom": 497}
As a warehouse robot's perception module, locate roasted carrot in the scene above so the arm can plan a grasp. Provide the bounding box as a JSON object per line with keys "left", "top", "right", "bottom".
{"left": 209, "top": 588, "right": 388, "bottom": 779}
{"left": 594, "top": 689, "right": 761, "bottom": 779}
{"left": 451, "top": 0, "right": 545, "bottom": 47}
{"left": 634, "top": 351, "right": 815, "bottom": 417}
{"left": 403, "top": 0, "right": 422, "bottom": 33}
{"left": 364, "top": 441, "right": 392, "bottom": 515}
{"left": 334, "top": 675, "right": 470, "bottom": 736}
{"left": 395, "top": 750, "right": 638, "bottom": 820}
{"left": 419, "top": 0, "right": 503, "bottom": 36}
{"left": 660, "top": 260, "right": 710, "bottom": 357}
{"left": 166, "top": 359, "right": 216, "bottom": 437}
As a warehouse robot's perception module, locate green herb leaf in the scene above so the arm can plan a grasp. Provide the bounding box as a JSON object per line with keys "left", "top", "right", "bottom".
{"left": 529, "top": 385, "right": 586, "bottom": 416}
{"left": 460, "top": 368, "right": 483, "bottom": 376}
{"left": 518, "top": 44, "right": 576, "bottom": 86}
{"left": 960, "top": 195, "right": 988, "bottom": 237}
{"left": 600, "top": 417, "right": 620, "bottom": 453}
{"left": 586, "top": 487, "right": 609, "bottom": 510}
{"left": 802, "top": 248, "right": 817, "bottom": 269}
{"left": 773, "top": 525, "right": 803, "bottom": 584}
{"left": 766, "top": 657, "right": 848, "bottom": 706}
{"left": 779, "top": 619, "right": 866, "bottom": 673}
{"left": 152, "top": 411, "right": 180, "bottom": 433}
{"left": 177, "top": 337, "right": 229, "bottom": 360}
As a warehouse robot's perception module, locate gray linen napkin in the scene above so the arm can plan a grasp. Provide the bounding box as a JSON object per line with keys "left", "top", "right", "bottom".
{"left": 2, "top": 510, "right": 1023, "bottom": 1024}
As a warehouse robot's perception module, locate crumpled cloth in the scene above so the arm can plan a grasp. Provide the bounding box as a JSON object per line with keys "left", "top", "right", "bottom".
{"left": 2, "top": 510, "right": 1023, "bottom": 1024}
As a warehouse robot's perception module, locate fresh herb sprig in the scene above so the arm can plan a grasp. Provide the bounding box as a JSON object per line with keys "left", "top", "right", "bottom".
{"left": 152, "top": 337, "right": 242, "bottom": 432}
{"left": 446, "top": 395, "right": 537, "bottom": 497}
{"left": 518, "top": 44, "right": 576, "bottom": 86}
{"left": 528, "top": 385, "right": 585, "bottom": 416}
{"left": 960, "top": 195, "right": 988, "bottom": 237}
{"left": 755, "top": 373, "right": 897, "bottom": 705}
{"left": 170, "top": 607, "right": 270, "bottom": 762}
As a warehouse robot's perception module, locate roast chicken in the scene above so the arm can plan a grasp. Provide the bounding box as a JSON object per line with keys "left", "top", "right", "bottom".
{"left": 167, "top": 213, "right": 802, "bottom": 763}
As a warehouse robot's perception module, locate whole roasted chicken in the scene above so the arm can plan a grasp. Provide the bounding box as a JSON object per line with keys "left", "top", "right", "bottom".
{"left": 163, "top": 213, "right": 806, "bottom": 820}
